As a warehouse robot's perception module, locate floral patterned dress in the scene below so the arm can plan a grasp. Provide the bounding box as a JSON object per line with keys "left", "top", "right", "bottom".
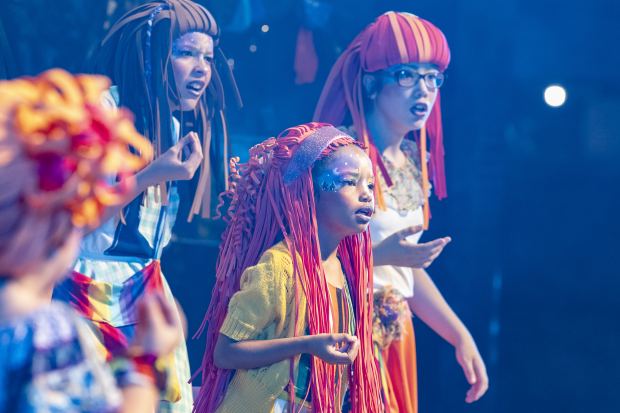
{"left": 0, "top": 301, "right": 122, "bottom": 413}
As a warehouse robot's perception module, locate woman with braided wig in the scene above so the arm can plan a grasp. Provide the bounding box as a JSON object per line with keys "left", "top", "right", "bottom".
{"left": 194, "top": 123, "right": 383, "bottom": 413}
{"left": 52, "top": 1, "right": 241, "bottom": 412}
{"left": 0, "top": 69, "right": 182, "bottom": 412}
{"left": 314, "top": 12, "right": 488, "bottom": 411}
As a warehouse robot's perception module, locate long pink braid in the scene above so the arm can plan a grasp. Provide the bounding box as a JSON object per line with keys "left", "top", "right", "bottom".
{"left": 193, "top": 123, "right": 383, "bottom": 413}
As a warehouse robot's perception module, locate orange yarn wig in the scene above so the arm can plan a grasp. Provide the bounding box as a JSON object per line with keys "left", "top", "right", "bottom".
{"left": 194, "top": 123, "right": 382, "bottom": 413}
{"left": 314, "top": 12, "right": 451, "bottom": 226}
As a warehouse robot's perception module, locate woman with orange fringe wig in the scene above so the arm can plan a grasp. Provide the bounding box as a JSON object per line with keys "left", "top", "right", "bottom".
{"left": 314, "top": 12, "right": 489, "bottom": 411}
{"left": 193, "top": 123, "right": 383, "bottom": 413}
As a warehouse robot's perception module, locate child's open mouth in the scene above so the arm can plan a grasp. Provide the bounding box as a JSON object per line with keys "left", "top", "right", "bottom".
{"left": 186, "top": 80, "right": 205, "bottom": 97}
{"left": 355, "top": 205, "right": 374, "bottom": 223}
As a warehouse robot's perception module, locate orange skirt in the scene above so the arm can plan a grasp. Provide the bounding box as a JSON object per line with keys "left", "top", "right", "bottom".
{"left": 380, "top": 315, "right": 418, "bottom": 413}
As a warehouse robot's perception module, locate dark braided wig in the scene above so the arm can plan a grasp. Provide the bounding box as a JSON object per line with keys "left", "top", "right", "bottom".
{"left": 91, "top": 0, "right": 241, "bottom": 219}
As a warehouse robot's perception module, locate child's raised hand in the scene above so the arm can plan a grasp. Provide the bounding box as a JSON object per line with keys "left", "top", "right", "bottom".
{"left": 308, "top": 333, "right": 360, "bottom": 365}
{"left": 144, "top": 132, "right": 204, "bottom": 184}
{"left": 133, "top": 293, "right": 183, "bottom": 357}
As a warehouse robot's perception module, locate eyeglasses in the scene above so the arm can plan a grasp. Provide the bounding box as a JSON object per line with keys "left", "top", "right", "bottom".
{"left": 384, "top": 68, "right": 445, "bottom": 89}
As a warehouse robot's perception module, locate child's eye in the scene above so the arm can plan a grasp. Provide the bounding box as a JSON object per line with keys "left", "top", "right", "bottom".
{"left": 368, "top": 183, "right": 375, "bottom": 190}
{"left": 345, "top": 180, "right": 356, "bottom": 186}
{"left": 180, "top": 51, "right": 192, "bottom": 57}
{"left": 204, "top": 56, "right": 213, "bottom": 63}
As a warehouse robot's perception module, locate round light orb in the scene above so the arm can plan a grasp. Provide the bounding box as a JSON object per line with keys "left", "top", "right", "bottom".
{"left": 544, "top": 85, "right": 566, "bottom": 107}
{"left": 261, "top": 25, "right": 269, "bottom": 33}
{"left": 249, "top": 45, "right": 257, "bottom": 52}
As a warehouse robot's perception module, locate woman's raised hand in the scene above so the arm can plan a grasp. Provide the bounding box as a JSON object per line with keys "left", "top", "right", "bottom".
{"left": 373, "top": 225, "right": 451, "bottom": 268}
{"left": 144, "top": 132, "right": 204, "bottom": 184}
{"left": 133, "top": 293, "right": 183, "bottom": 358}
{"left": 307, "top": 333, "right": 360, "bottom": 365}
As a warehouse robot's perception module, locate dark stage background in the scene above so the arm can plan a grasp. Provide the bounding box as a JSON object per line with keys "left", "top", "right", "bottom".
{"left": 2, "top": 0, "right": 619, "bottom": 411}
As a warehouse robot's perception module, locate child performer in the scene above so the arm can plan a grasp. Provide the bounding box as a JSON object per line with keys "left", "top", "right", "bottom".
{"left": 52, "top": 2, "right": 241, "bottom": 412}
{"left": 193, "top": 123, "right": 383, "bottom": 413}
{"left": 314, "top": 12, "right": 489, "bottom": 411}
{"left": 0, "top": 69, "right": 182, "bottom": 412}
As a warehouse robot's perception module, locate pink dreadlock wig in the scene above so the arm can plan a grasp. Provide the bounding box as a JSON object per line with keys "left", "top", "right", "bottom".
{"left": 193, "top": 123, "right": 383, "bottom": 413}
{"left": 313, "top": 12, "right": 451, "bottom": 229}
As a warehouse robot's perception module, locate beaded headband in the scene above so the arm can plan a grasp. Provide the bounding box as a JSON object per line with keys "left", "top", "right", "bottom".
{"left": 145, "top": 3, "right": 168, "bottom": 105}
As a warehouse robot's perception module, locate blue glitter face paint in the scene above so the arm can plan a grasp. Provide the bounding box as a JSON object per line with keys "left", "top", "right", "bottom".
{"left": 317, "top": 146, "right": 373, "bottom": 194}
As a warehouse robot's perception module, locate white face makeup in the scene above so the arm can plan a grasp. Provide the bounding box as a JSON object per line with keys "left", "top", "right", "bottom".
{"left": 370, "top": 62, "right": 440, "bottom": 132}
{"left": 314, "top": 145, "right": 375, "bottom": 237}
{"left": 171, "top": 31, "right": 214, "bottom": 111}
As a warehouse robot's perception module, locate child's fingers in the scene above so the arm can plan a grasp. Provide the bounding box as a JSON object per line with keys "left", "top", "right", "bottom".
{"left": 328, "top": 350, "right": 357, "bottom": 365}
{"left": 185, "top": 134, "right": 203, "bottom": 167}
{"left": 331, "top": 333, "right": 358, "bottom": 344}
{"left": 346, "top": 339, "right": 361, "bottom": 359}
{"left": 153, "top": 292, "right": 179, "bottom": 328}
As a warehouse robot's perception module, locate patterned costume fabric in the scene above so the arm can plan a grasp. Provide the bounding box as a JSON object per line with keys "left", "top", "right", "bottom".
{"left": 52, "top": 93, "right": 193, "bottom": 413}
{"left": 378, "top": 139, "right": 430, "bottom": 213}
{"left": 0, "top": 301, "right": 122, "bottom": 413}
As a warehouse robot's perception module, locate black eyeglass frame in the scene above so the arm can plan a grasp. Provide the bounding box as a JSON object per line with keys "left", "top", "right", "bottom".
{"left": 382, "top": 68, "right": 446, "bottom": 90}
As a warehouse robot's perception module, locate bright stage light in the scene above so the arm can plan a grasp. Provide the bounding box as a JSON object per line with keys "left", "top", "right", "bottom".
{"left": 544, "top": 85, "right": 566, "bottom": 107}
{"left": 262, "top": 25, "right": 269, "bottom": 32}
{"left": 249, "top": 45, "right": 257, "bottom": 52}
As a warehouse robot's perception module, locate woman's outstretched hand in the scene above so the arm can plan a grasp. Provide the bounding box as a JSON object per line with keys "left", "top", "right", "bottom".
{"left": 308, "top": 333, "right": 360, "bottom": 365}
{"left": 372, "top": 225, "right": 451, "bottom": 268}
{"left": 143, "top": 132, "right": 204, "bottom": 184}
{"left": 133, "top": 293, "right": 183, "bottom": 357}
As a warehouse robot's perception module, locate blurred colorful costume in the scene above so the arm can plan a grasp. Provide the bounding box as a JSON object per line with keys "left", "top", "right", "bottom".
{"left": 0, "top": 69, "right": 160, "bottom": 412}
{"left": 51, "top": 2, "right": 241, "bottom": 412}
{"left": 193, "top": 123, "right": 383, "bottom": 413}
{"left": 314, "top": 12, "right": 451, "bottom": 413}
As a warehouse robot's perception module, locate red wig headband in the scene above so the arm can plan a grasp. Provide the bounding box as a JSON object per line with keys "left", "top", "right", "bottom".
{"left": 314, "top": 12, "right": 451, "bottom": 225}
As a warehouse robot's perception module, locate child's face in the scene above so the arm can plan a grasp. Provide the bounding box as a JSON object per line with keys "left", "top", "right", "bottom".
{"left": 367, "top": 62, "right": 439, "bottom": 133}
{"left": 314, "top": 145, "right": 375, "bottom": 238}
{"left": 171, "top": 31, "right": 214, "bottom": 111}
